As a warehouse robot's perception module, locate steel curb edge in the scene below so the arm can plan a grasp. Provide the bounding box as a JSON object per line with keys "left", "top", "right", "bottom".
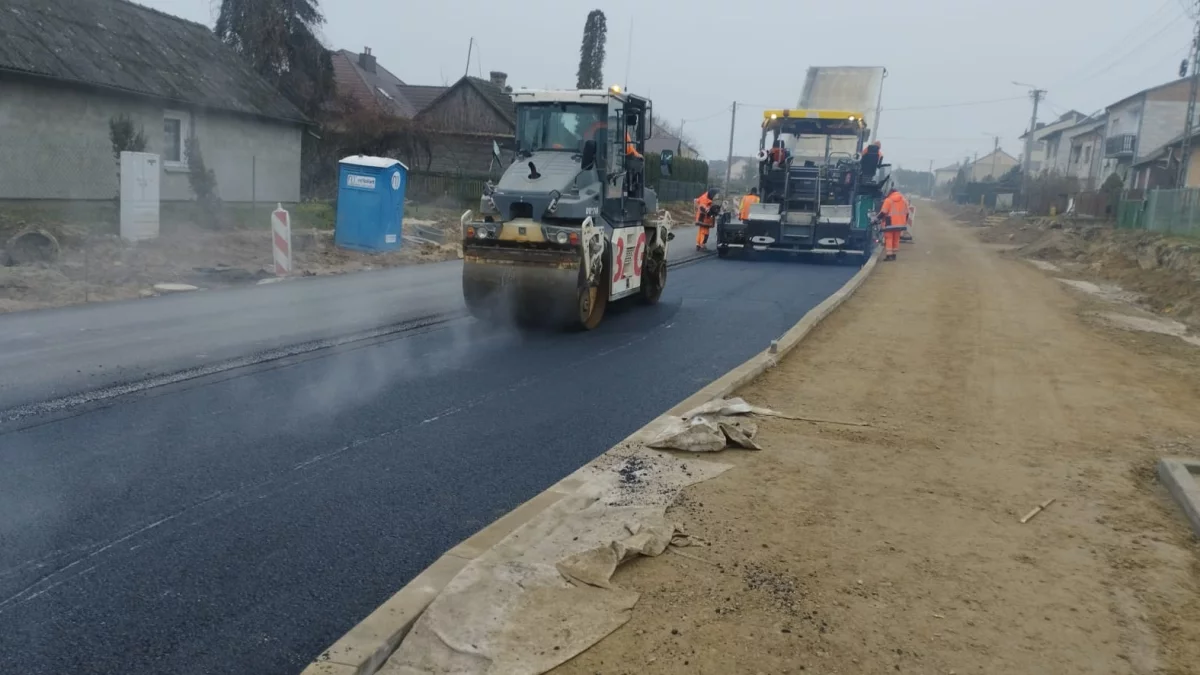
{"left": 300, "top": 247, "right": 883, "bottom": 675}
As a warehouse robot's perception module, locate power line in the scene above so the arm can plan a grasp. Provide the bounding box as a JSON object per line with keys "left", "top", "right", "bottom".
{"left": 1126, "top": 44, "right": 1191, "bottom": 83}
{"left": 883, "top": 96, "right": 1027, "bottom": 112}
{"left": 681, "top": 104, "right": 732, "bottom": 124}
{"left": 881, "top": 136, "right": 1010, "bottom": 142}
{"left": 1055, "top": 11, "right": 1187, "bottom": 91}
{"left": 1049, "top": 0, "right": 1179, "bottom": 87}
{"left": 734, "top": 98, "right": 1026, "bottom": 113}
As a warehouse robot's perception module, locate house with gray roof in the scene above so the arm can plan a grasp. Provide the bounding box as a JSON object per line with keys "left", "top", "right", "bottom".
{"left": 331, "top": 48, "right": 419, "bottom": 118}
{"left": 645, "top": 122, "right": 700, "bottom": 159}
{"left": 0, "top": 0, "right": 309, "bottom": 203}
{"left": 330, "top": 47, "right": 515, "bottom": 176}
{"left": 411, "top": 72, "right": 516, "bottom": 175}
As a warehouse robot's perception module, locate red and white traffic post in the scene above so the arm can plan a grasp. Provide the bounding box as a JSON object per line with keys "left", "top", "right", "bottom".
{"left": 271, "top": 203, "right": 291, "bottom": 276}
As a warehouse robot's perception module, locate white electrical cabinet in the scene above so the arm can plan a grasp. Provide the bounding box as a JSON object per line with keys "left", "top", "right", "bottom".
{"left": 120, "top": 151, "right": 161, "bottom": 241}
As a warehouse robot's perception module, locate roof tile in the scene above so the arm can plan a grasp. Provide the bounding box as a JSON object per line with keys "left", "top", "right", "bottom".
{"left": 0, "top": 0, "right": 306, "bottom": 122}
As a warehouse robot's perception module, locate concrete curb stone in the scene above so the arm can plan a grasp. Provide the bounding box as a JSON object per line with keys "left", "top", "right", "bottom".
{"left": 300, "top": 247, "right": 882, "bottom": 675}
{"left": 1157, "top": 457, "right": 1200, "bottom": 537}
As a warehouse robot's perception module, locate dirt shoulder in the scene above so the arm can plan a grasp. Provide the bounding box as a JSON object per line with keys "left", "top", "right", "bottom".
{"left": 0, "top": 208, "right": 463, "bottom": 314}
{"left": 552, "top": 204, "right": 1200, "bottom": 674}
{"left": 946, "top": 206, "right": 1200, "bottom": 332}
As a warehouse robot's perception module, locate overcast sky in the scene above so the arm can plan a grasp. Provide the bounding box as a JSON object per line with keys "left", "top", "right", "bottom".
{"left": 145, "top": 0, "right": 1195, "bottom": 171}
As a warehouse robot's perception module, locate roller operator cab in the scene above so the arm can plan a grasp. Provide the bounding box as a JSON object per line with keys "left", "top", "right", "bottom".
{"left": 461, "top": 86, "right": 675, "bottom": 330}
{"left": 717, "top": 109, "right": 893, "bottom": 261}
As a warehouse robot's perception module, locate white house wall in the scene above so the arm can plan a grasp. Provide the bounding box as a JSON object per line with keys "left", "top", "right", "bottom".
{"left": 1138, "top": 99, "right": 1190, "bottom": 163}
{"left": 192, "top": 111, "right": 302, "bottom": 203}
{"left": 0, "top": 77, "right": 301, "bottom": 202}
{"left": 1067, "top": 132, "right": 1103, "bottom": 189}
{"left": 1106, "top": 99, "right": 1142, "bottom": 138}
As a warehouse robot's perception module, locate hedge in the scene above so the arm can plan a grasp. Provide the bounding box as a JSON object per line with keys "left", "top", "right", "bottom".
{"left": 645, "top": 151, "right": 709, "bottom": 188}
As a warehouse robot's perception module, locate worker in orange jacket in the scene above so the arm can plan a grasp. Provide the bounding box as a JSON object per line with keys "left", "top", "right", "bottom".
{"left": 878, "top": 188, "right": 909, "bottom": 261}
{"left": 625, "top": 130, "right": 642, "bottom": 158}
{"left": 694, "top": 188, "right": 720, "bottom": 250}
{"left": 738, "top": 188, "right": 759, "bottom": 221}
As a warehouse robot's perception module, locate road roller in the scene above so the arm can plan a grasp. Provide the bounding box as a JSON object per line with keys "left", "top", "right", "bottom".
{"left": 460, "top": 86, "right": 675, "bottom": 330}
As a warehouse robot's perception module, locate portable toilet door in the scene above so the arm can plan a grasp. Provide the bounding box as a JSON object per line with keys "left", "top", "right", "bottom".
{"left": 335, "top": 155, "right": 408, "bottom": 252}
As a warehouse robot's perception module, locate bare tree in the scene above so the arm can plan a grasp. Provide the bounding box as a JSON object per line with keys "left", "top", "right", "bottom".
{"left": 655, "top": 117, "right": 701, "bottom": 156}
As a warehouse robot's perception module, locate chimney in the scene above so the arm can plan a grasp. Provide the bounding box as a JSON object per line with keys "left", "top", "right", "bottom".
{"left": 489, "top": 71, "right": 508, "bottom": 90}
{"left": 358, "top": 47, "right": 376, "bottom": 74}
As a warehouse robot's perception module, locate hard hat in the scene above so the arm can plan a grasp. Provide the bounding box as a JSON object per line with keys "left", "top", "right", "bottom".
{"left": 756, "top": 149, "right": 768, "bottom": 162}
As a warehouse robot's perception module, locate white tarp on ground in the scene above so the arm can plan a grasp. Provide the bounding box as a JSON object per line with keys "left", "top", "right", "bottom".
{"left": 380, "top": 447, "right": 731, "bottom": 675}
{"left": 645, "top": 397, "right": 775, "bottom": 452}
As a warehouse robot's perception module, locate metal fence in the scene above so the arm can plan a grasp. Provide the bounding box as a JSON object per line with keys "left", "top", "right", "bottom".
{"left": 399, "top": 172, "right": 706, "bottom": 207}
{"left": 1116, "top": 198, "right": 1145, "bottom": 230}
{"left": 405, "top": 172, "right": 488, "bottom": 206}
{"left": 1133, "top": 188, "right": 1200, "bottom": 236}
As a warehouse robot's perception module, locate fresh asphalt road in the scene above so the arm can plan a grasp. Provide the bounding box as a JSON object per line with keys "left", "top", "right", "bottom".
{"left": 0, "top": 226, "right": 704, "bottom": 414}
{"left": 0, "top": 251, "right": 857, "bottom": 675}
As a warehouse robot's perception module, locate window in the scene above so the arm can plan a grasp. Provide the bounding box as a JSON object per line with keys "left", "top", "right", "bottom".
{"left": 163, "top": 111, "right": 189, "bottom": 166}
{"left": 515, "top": 103, "right": 607, "bottom": 153}
{"left": 1084, "top": 145, "right": 1092, "bottom": 163}
{"left": 1071, "top": 147, "right": 1082, "bottom": 165}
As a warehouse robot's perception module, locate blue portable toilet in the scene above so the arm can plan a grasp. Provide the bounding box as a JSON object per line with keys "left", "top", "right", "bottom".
{"left": 335, "top": 155, "right": 408, "bottom": 252}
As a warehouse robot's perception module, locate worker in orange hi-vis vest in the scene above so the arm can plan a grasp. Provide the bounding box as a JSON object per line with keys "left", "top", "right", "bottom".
{"left": 878, "top": 188, "right": 910, "bottom": 261}
{"left": 738, "top": 188, "right": 759, "bottom": 221}
{"left": 694, "top": 188, "right": 720, "bottom": 251}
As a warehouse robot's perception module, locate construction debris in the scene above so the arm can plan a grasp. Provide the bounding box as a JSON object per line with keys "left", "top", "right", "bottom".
{"left": 381, "top": 449, "right": 731, "bottom": 675}
{"left": 4, "top": 228, "right": 60, "bottom": 266}
{"left": 646, "top": 398, "right": 773, "bottom": 452}
{"left": 1019, "top": 497, "right": 1056, "bottom": 524}
{"left": 556, "top": 518, "right": 683, "bottom": 589}
{"left": 152, "top": 283, "right": 200, "bottom": 294}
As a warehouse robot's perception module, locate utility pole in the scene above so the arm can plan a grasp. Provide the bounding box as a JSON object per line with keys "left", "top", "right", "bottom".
{"left": 464, "top": 37, "right": 474, "bottom": 77}
{"left": 1014, "top": 82, "right": 1046, "bottom": 209}
{"left": 928, "top": 159, "right": 934, "bottom": 196}
{"left": 871, "top": 68, "right": 888, "bottom": 143}
{"left": 723, "top": 101, "right": 737, "bottom": 195}
{"left": 623, "top": 16, "right": 634, "bottom": 91}
{"left": 678, "top": 120, "right": 686, "bottom": 155}
{"left": 1178, "top": 5, "right": 1200, "bottom": 187}
{"left": 991, "top": 136, "right": 1000, "bottom": 179}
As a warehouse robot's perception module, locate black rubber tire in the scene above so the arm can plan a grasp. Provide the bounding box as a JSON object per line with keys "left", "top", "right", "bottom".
{"left": 575, "top": 245, "right": 610, "bottom": 331}
{"left": 639, "top": 255, "right": 666, "bottom": 304}
{"left": 717, "top": 245, "right": 729, "bottom": 258}
{"left": 577, "top": 283, "right": 608, "bottom": 329}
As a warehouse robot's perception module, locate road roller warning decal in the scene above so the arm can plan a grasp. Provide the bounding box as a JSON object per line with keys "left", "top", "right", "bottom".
{"left": 609, "top": 226, "right": 644, "bottom": 300}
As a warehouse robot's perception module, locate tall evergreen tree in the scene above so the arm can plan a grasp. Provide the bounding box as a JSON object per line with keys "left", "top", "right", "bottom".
{"left": 215, "top": 0, "right": 334, "bottom": 119}
{"left": 575, "top": 10, "right": 608, "bottom": 90}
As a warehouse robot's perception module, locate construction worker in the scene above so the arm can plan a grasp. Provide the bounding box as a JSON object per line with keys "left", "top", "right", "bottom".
{"left": 581, "top": 122, "right": 641, "bottom": 158}
{"left": 694, "top": 188, "right": 720, "bottom": 251}
{"left": 769, "top": 140, "right": 788, "bottom": 169}
{"left": 738, "top": 187, "right": 759, "bottom": 221}
{"left": 878, "top": 187, "right": 909, "bottom": 261}
{"left": 860, "top": 140, "right": 883, "bottom": 178}
{"left": 625, "top": 130, "right": 642, "bottom": 158}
